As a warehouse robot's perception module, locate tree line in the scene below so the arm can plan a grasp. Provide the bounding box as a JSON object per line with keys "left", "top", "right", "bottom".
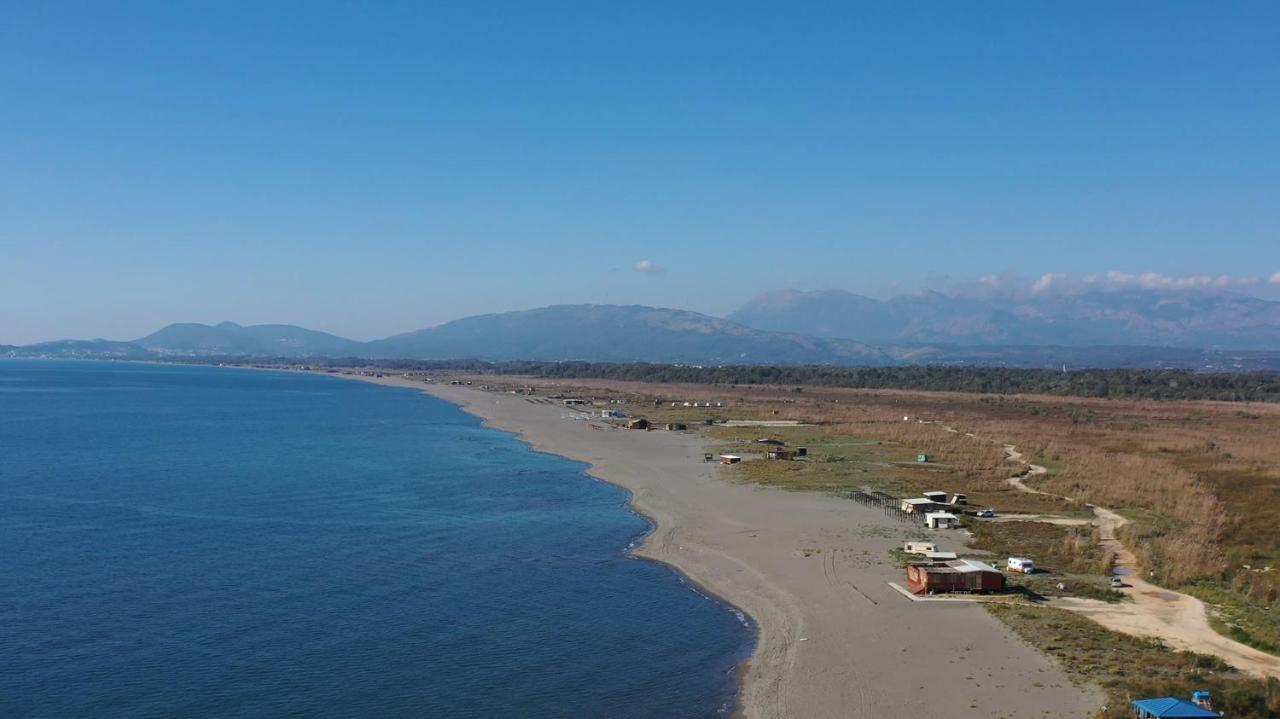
{"left": 195, "top": 357, "right": 1280, "bottom": 403}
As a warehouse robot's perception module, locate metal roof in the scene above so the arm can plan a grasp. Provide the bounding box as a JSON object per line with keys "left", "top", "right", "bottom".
{"left": 1131, "top": 698, "right": 1221, "bottom": 718}
{"left": 948, "top": 559, "right": 999, "bottom": 573}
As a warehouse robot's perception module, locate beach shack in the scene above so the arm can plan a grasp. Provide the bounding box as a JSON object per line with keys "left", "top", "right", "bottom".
{"left": 906, "top": 559, "right": 1004, "bottom": 595}
{"left": 719, "top": 454, "right": 742, "bottom": 465}
{"left": 1131, "top": 692, "right": 1220, "bottom": 718}
{"left": 924, "top": 511, "right": 960, "bottom": 529}
{"left": 901, "top": 498, "right": 943, "bottom": 514}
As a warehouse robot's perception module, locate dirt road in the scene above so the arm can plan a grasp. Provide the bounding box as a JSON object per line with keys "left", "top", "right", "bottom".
{"left": 989, "top": 433, "right": 1280, "bottom": 679}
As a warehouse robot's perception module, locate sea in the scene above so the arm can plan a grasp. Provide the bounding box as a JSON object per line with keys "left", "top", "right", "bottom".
{"left": 0, "top": 360, "right": 750, "bottom": 718}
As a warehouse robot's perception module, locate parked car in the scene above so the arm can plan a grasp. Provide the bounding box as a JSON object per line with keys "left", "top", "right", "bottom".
{"left": 1110, "top": 576, "right": 1125, "bottom": 588}
{"left": 975, "top": 508, "right": 996, "bottom": 518}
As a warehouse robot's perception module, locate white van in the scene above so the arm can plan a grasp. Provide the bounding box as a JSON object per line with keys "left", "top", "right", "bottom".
{"left": 1007, "top": 557, "right": 1035, "bottom": 573}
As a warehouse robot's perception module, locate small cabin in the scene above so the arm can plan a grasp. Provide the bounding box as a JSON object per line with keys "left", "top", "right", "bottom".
{"left": 924, "top": 511, "right": 960, "bottom": 529}
{"left": 719, "top": 454, "right": 742, "bottom": 465}
{"left": 625, "top": 418, "right": 651, "bottom": 430}
{"left": 766, "top": 447, "right": 798, "bottom": 460}
{"left": 922, "top": 491, "right": 948, "bottom": 503}
{"left": 949, "top": 493, "right": 967, "bottom": 506}
{"left": 906, "top": 559, "right": 1004, "bottom": 595}
{"left": 900, "top": 498, "right": 943, "bottom": 514}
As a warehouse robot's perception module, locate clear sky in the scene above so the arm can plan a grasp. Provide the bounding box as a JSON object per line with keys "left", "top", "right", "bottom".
{"left": 3, "top": 2, "right": 1278, "bottom": 344}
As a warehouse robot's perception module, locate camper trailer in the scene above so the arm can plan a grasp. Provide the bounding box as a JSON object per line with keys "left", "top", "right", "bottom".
{"left": 903, "top": 541, "right": 938, "bottom": 555}
{"left": 1007, "top": 557, "right": 1036, "bottom": 574}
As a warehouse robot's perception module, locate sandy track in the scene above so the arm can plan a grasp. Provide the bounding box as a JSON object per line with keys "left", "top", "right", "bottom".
{"left": 985, "top": 431, "right": 1280, "bottom": 679}
{"left": 349, "top": 379, "right": 1100, "bottom": 719}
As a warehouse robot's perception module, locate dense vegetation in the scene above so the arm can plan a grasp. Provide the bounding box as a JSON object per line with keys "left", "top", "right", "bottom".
{"left": 240, "top": 358, "right": 1280, "bottom": 402}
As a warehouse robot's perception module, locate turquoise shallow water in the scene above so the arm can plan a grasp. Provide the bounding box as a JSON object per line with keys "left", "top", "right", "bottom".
{"left": 0, "top": 360, "right": 750, "bottom": 718}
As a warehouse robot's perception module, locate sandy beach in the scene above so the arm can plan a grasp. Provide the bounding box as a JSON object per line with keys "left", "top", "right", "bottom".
{"left": 353, "top": 376, "right": 1102, "bottom": 718}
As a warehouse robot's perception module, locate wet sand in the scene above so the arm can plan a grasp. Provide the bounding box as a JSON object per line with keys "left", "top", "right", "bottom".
{"left": 352, "top": 377, "right": 1102, "bottom": 718}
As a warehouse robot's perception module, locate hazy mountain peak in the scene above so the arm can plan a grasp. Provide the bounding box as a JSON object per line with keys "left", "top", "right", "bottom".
{"left": 730, "top": 286, "right": 1280, "bottom": 349}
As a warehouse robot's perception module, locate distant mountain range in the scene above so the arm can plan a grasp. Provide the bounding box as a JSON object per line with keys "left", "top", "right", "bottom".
{"left": 135, "top": 322, "right": 363, "bottom": 356}
{"left": 362, "top": 305, "right": 889, "bottom": 364}
{"left": 729, "top": 287, "right": 1280, "bottom": 349}
{"left": 5, "top": 295, "right": 1280, "bottom": 370}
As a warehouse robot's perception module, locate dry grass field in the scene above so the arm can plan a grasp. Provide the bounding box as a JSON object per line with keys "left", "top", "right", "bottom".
{"left": 987, "top": 604, "right": 1280, "bottom": 718}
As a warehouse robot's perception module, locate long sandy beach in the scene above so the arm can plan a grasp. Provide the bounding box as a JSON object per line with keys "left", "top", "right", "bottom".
{"left": 354, "top": 377, "right": 1101, "bottom": 718}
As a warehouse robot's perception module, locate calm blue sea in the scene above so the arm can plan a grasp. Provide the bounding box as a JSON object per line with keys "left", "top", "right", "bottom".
{"left": 0, "top": 361, "right": 749, "bottom": 718}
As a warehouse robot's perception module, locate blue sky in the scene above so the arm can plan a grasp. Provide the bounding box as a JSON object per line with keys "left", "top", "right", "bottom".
{"left": 3, "top": 2, "right": 1278, "bottom": 343}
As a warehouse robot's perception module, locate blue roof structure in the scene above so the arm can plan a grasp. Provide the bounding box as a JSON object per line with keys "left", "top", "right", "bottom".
{"left": 1131, "top": 697, "right": 1221, "bottom": 718}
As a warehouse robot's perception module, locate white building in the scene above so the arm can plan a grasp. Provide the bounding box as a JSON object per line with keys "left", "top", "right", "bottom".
{"left": 924, "top": 511, "right": 960, "bottom": 529}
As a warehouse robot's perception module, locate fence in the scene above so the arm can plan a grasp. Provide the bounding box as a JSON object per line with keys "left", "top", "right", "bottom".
{"left": 843, "top": 487, "right": 924, "bottom": 526}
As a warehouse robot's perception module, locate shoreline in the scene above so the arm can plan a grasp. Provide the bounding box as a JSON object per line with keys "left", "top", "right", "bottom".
{"left": 408, "top": 380, "right": 761, "bottom": 716}
{"left": 340, "top": 375, "right": 1101, "bottom": 719}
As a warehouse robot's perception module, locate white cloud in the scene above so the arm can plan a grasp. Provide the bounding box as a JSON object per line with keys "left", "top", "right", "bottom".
{"left": 632, "top": 259, "right": 664, "bottom": 275}
{"left": 1094, "top": 271, "right": 1261, "bottom": 290}
{"left": 975, "top": 270, "right": 1271, "bottom": 298}
{"left": 1031, "top": 272, "right": 1070, "bottom": 293}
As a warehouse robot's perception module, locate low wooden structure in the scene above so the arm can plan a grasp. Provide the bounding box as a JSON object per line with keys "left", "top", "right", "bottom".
{"left": 906, "top": 559, "right": 1004, "bottom": 595}
{"left": 900, "top": 498, "right": 945, "bottom": 514}
{"left": 765, "top": 447, "right": 798, "bottom": 460}
{"left": 625, "top": 418, "right": 651, "bottom": 430}
{"left": 719, "top": 454, "right": 742, "bottom": 465}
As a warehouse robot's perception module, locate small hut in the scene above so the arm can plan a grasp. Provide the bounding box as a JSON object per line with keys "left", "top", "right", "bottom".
{"left": 924, "top": 511, "right": 960, "bottom": 529}
{"left": 625, "top": 418, "right": 651, "bottom": 430}
{"left": 906, "top": 559, "right": 1004, "bottom": 595}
